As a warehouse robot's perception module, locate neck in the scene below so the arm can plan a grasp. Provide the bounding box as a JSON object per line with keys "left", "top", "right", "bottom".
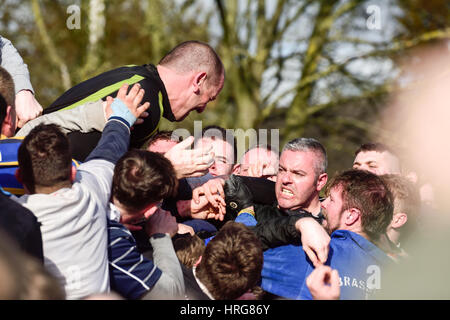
{"left": 33, "top": 181, "right": 72, "bottom": 194}
{"left": 157, "top": 65, "right": 184, "bottom": 112}
{"left": 306, "top": 197, "right": 322, "bottom": 217}
{"left": 373, "top": 233, "right": 398, "bottom": 255}
{"left": 386, "top": 228, "right": 400, "bottom": 246}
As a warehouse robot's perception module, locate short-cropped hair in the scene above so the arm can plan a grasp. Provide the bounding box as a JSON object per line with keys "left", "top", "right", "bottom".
{"left": 159, "top": 40, "right": 224, "bottom": 86}
{"left": 112, "top": 149, "right": 178, "bottom": 211}
{"left": 283, "top": 137, "right": 327, "bottom": 176}
{"left": 355, "top": 142, "right": 397, "bottom": 157}
{"left": 18, "top": 124, "right": 72, "bottom": 193}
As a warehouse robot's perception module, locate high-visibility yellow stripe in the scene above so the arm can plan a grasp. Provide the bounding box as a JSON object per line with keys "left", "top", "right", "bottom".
{"left": 3, "top": 187, "right": 24, "bottom": 195}
{"left": 60, "top": 74, "right": 145, "bottom": 111}
{"left": 0, "top": 161, "right": 18, "bottom": 166}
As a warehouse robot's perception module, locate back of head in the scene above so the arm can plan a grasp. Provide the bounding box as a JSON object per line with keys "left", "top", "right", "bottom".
{"left": 146, "top": 130, "right": 180, "bottom": 154}
{"left": 159, "top": 41, "right": 224, "bottom": 86}
{"left": 112, "top": 149, "right": 178, "bottom": 212}
{"left": 283, "top": 137, "right": 327, "bottom": 177}
{"left": 380, "top": 174, "right": 420, "bottom": 242}
{"left": 196, "top": 221, "right": 263, "bottom": 300}
{"left": 18, "top": 124, "right": 72, "bottom": 193}
{"left": 328, "top": 169, "right": 394, "bottom": 241}
{"left": 173, "top": 234, "right": 205, "bottom": 268}
{"left": 0, "top": 66, "right": 15, "bottom": 126}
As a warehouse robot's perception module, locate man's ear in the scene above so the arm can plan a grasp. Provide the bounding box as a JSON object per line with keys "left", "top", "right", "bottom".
{"left": 344, "top": 208, "right": 361, "bottom": 226}
{"left": 15, "top": 168, "right": 31, "bottom": 194}
{"left": 192, "top": 72, "right": 207, "bottom": 94}
{"left": 70, "top": 165, "right": 77, "bottom": 183}
{"left": 1, "top": 105, "right": 16, "bottom": 137}
{"left": 15, "top": 168, "right": 22, "bottom": 183}
{"left": 391, "top": 212, "right": 408, "bottom": 229}
{"left": 232, "top": 164, "right": 241, "bottom": 175}
{"left": 316, "top": 173, "right": 328, "bottom": 191}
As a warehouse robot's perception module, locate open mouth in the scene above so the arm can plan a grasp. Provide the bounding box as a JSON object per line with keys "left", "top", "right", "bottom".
{"left": 280, "top": 187, "right": 294, "bottom": 197}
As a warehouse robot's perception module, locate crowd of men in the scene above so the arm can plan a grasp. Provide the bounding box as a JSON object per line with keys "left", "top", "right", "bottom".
{"left": 0, "top": 35, "right": 429, "bottom": 300}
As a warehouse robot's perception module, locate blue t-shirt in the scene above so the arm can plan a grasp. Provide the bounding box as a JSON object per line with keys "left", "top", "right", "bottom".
{"left": 261, "top": 230, "right": 392, "bottom": 300}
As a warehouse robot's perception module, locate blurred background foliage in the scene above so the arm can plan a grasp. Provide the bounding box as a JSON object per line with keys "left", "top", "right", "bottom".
{"left": 1, "top": 0, "right": 449, "bottom": 174}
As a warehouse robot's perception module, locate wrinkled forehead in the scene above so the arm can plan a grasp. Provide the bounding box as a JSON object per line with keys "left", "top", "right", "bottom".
{"left": 279, "top": 150, "right": 317, "bottom": 171}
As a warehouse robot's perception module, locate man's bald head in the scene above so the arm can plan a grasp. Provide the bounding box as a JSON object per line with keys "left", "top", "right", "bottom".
{"left": 158, "top": 40, "right": 224, "bottom": 86}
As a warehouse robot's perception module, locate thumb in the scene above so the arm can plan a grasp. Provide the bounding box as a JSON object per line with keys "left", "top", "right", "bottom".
{"left": 144, "top": 205, "right": 159, "bottom": 219}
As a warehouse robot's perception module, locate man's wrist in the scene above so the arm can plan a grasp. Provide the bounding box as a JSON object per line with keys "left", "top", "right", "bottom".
{"left": 150, "top": 233, "right": 168, "bottom": 239}
{"left": 294, "top": 216, "right": 315, "bottom": 233}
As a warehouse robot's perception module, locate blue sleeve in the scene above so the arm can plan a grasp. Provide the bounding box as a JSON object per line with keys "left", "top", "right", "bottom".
{"left": 85, "top": 117, "right": 130, "bottom": 164}
{"left": 235, "top": 212, "right": 257, "bottom": 227}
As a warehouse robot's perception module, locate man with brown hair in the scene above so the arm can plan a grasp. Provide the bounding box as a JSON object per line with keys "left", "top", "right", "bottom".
{"left": 13, "top": 83, "right": 148, "bottom": 299}
{"left": 260, "top": 169, "right": 394, "bottom": 300}
{"left": 183, "top": 221, "right": 263, "bottom": 300}
{"left": 352, "top": 142, "right": 401, "bottom": 176}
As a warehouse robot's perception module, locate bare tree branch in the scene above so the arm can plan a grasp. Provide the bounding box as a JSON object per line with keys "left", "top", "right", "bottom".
{"left": 31, "top": 0, "right": 71, "bottom": 90}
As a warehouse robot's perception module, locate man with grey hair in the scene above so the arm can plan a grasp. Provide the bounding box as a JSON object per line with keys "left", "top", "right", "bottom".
{"left": 275, "top": 138, "right": 328, "bottom": 217}
{"left": 221, "top": 137, "right": 330, "bottom": 266}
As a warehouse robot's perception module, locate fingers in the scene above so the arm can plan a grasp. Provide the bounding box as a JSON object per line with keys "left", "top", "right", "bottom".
{"left": 316, "top": 245, "right": 329, "bottom": 265}
{"left": 192, "top": 187, "right": 203, "bottom": 203}
{"left": 171, "top": 136, "right": 195, "bottom": 151}
{"left": 116, "top": 83, "right": 129, "bottom": 100}
{"left": 133, "top": 87, "right": 145, "bottom": 106}
{"left": 329, "top": 269, "right": 339, "bottom": 286}
{"left": 306, "top": 265, "right": 340, "bottom": 300}
{"left": 143, "top": 205, "right": 159, "bottom": 219}
{"left": 127, "top": 82, "right": 141, "bottom": 101}
{"left": 123, "top": 223, "right": 143, "bottom": 232}
{"left": 303, "top": 247, "right": 320, "bottom": 268}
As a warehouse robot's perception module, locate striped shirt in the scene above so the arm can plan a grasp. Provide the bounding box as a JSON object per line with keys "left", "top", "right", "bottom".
{"left": 107, "top": 205, "right": 162, "bottom": 299}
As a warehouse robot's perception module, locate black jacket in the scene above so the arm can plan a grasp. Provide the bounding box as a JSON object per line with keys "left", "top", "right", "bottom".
{"left": 45, "top": 64, "right": 173, "bottom": 161}
{"left": 0, "top": 191, "right": 43, "bottom": 261}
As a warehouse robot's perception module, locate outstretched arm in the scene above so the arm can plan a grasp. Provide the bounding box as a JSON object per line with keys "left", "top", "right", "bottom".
{"left": 0, "top": 36, "right": 42, "bottom": 127}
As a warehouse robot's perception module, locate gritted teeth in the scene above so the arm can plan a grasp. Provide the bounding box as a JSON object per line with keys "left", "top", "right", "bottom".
{"left": 281, "top": 188, "right": 294, "bottom": 196}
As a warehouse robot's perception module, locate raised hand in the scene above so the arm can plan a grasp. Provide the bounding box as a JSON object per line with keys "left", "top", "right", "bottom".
{"left": 164, "top": 136, "right": 214, "bottom": 179}
{"left": 224, "top": 175, "right": 254, "bottom": 218}
{"left": 106, "top": 83, "right": 150, "bottom": 126}
{"left": 306, "top": 265, "right": 340, "bottom": 300}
